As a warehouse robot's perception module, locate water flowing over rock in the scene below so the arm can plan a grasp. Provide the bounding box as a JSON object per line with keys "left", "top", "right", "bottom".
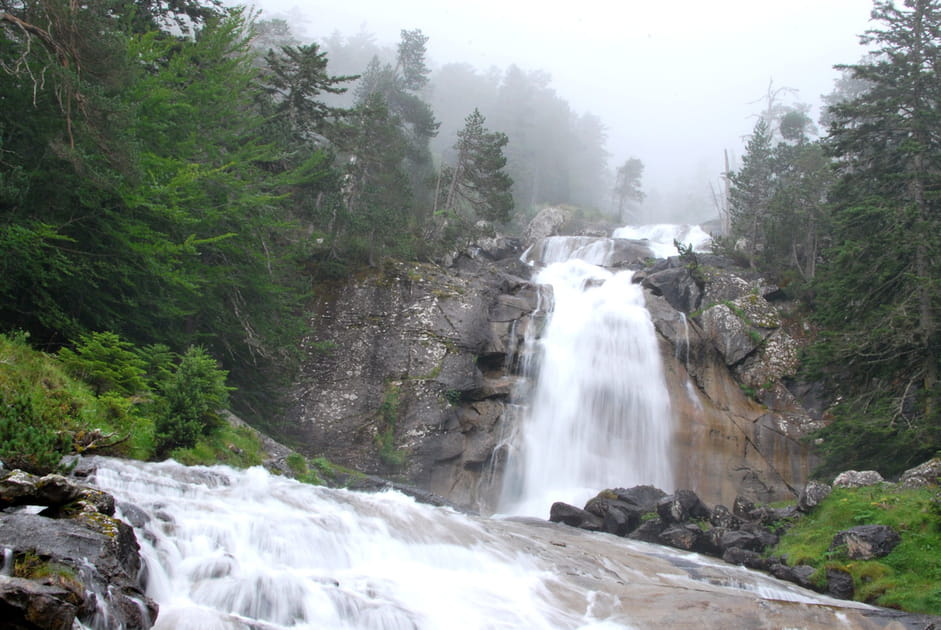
{"left": 85, "top": 457, "right": 940, "bottom": 630}
{"left": 499, "top": 258, "right": 674, "bottom": 515}
{"left": 0, "top": 469, "right": 156, "bottom": 629}
{"left": 281, "top": 222, "right": 822, "bottom": 513}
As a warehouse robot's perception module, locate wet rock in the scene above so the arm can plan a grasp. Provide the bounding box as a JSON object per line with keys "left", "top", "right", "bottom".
{"left": 627, "top": 518, "right": 666, "bottom": 543}
{"left": 830, "top": 525, "right": 900, "bottom": 560}
{"left": 611, "top": 485, "right": 667, "bottom": 512}
{"left": 833, "top": 470, "right": 885, "bottom": 488}
{"left": 655, "top": 489, "right": 709, "bottom": 524}
{"left": 826, "top": 568, "right": 855, "bottom": 600}
{"left": 721, "top": 547, "right": 768, "bottom": 570}
{"left": 798, "top": 480, "right": 832, "bottom": 513}
{"left": 709, "top": 504, "right": 740, "bottom": 529}
{"left": 658, "top": 523, "right": 703, "bottom": 551}
{"left": 898, "top": 458, "right": 941, "bottom": 488}
{"left": 549, "top": 502, "right": 603, "bottom": 531}
{"left": 0, "top": 577, "right": 77, "bottom": 630}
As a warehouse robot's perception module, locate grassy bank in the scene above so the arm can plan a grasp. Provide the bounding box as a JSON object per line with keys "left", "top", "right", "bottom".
{"left": 769, "top": 485, "right": 941, "bottom": 614}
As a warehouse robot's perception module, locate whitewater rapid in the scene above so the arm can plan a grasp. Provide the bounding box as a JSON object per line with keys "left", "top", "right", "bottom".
{"left": 88, "top": 457, "right": 888, "bottom": 630}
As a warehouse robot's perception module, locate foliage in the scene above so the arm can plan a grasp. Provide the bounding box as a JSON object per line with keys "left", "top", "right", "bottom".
{"left": 58, "top": 332, "right": 148, "bottom": 397}
{"left": 167, "top": 423, "right": 263, "bottom": 468}
{"left": 769, "top": 485, "right": 941, "bottom": 614}
{"left": 154, "top": 346, "right": 231, "bottom": 456}
{"left": 376, "top": 382, "right": 406, "bottom": 468}
{"left": 439, "top": 108, "right": 514, "bottom": 223}
{"left": 809, "top": 0, "right": 941, "bottom": 466}
{"left": 612, "top": 158, "right": 645, "bottom": 223}
{"left": 0, "top": 332, "right": 115, "bottom": 472}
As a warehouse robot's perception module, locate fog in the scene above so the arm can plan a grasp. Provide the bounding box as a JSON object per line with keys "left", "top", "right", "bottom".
{"left": 250, "top": 0, "right": 875, "bottom": 223}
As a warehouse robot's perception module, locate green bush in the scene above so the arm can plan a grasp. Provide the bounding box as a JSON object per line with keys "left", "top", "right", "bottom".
{"left": 0, "top": 389, "right": 69, "bottom": 472}
{"left": 154, "top": 346, "right": 232, "bottom": 456}
{"left": 58, "top": 332, "right": 149, "bottom": 396}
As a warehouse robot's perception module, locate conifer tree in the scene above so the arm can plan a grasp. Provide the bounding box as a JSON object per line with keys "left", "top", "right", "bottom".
{"left": 442, "top": 109, "right": 514, "bottom": 223}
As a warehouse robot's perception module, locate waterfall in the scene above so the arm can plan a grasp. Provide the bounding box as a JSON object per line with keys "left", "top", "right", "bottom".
{"left": 499, "top": 238, "right": 674, "bottom": 517}
{"left": 88, "top": 457, "right": 886, "bottom": 630}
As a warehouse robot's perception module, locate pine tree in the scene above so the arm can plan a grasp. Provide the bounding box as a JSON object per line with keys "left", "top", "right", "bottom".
{"left": 442, "top": 109, "right": 514, "bottom": 223}
{"left": 612, "top": 157, "right": 646, "bottom": 223}
{"left": 728, "top": 119, "right": 775, "bottom": 268}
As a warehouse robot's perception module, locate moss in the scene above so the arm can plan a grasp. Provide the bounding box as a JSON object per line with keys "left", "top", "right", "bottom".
{"left": 376, "top": 382, "right": 407, "bottom": 468}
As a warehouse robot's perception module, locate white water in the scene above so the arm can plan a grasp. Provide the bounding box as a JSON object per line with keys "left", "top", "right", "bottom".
{"left": 92, "top": 459, "right": 631, "bottom": 630}
{"left": 89, "top": 458, "right": 879, "bottom": 630}
{"left": 499, "top": 226, "right": 696, "bottom": 517}
{"left": 611, "top": 224, "right": 712, "bottom": 259}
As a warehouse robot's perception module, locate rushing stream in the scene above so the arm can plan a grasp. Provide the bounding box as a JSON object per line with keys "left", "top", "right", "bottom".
{"left": 90, "top": 457, "right": 892, "bottom": 630}
{"left": 83, "top": 224, "right": 912, "bottom": 629}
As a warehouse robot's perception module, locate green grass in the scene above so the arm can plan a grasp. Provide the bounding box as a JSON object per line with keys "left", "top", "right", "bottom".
{"left": 168, "top": 424, "right": 264, "bottom": 468}
{"left": 769, "top": 485, "right": 941, "bottom": 614}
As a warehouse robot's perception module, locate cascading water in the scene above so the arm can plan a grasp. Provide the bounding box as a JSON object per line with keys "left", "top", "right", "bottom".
{"left": 499, "top": 259, "right": 674, "bottom": 516}
{"left": 88, "top": 457, "right": 893, "bottom": 630}
{"left": 497, "top": 225, "right": 711, "bottom": 516}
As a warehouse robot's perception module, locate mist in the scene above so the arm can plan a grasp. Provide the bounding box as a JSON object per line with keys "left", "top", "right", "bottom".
{"left": 249, "top": 0, "right": 875, "bottom": 224}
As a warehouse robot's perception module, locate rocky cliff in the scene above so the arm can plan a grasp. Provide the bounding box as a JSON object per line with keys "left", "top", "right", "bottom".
{"left": 641, "top": 254, "right": 821, "bottom": 504}
{"left": 283, "top": 238, "right": 535, "bottom": 511}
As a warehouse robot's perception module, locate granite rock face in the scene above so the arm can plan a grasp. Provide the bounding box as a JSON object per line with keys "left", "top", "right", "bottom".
{"left": 283, "top": 247, "right": 533, "bottom": 511}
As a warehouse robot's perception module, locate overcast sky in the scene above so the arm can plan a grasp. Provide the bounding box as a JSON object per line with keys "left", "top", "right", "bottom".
{"left": 251, "top": 0, "right": 876, "bottom": 214}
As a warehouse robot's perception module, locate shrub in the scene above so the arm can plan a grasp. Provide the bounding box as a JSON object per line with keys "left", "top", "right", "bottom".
{"left": 154, "top": 346, "right": 232, "bottom": 456}
{"left": 58, "top": 332, "right": 149, "bottom": 396}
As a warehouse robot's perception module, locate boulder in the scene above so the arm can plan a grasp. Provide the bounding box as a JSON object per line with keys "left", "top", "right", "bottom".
{"left": 642, "top": 267, "right": 702, "bottom": 313}
{"left": 713, "top": 528, "right": 765, "bottom": 553}
{"left": 798, "top": 480, "right": 832, "bottom": 513}
{"left": 611, "top": 485, "right": 667, "bottom": 512}
{"left": 584, "top": 494, "right": 644, "bottom": 536}
{"left": 830, "top": 525, "right": 901, "bottom": 560}
{"left": 699, "top": 304, "right": 770, "bottom": 366}
{"left": 898, "top": 458, "right": 941, "bottom": 488}
{"left": 832, "top": 470, "right": 885, "bottom": 488}
{"left": 0, "top": 577, "right": 77, "bottom": 630}
{"left": 769, "top": 563, "right": 818, "bottom": 591}
{"left": 655, "top": 489, "right": 709, "bottom": 524}
{"left": 0, "top": 471, "right": 83, "bottom": 510}
{"left": 709, "top": 504, "right": 740, "bottom": 529}
{"left": 627, "top": 518, "right": 666, "bottom": 544}
{"left": 826, "top": 568, "right": 855, "bottom": 600}
{"left": 658, "top": 523, "right": 704, "bottom": 551}
{"left": 523, "top": 206, "right": 571, "bottom": 245}
{"left": 549, "top": 502, "right": 603, "bottom": 531}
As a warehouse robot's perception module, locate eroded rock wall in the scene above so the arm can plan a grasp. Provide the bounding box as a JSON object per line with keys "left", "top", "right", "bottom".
{"left": 283, "top": 242, "right": 533, "bottom": 511}
{"left": 642, "top": 256, "right": 820, "bottom": 505}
